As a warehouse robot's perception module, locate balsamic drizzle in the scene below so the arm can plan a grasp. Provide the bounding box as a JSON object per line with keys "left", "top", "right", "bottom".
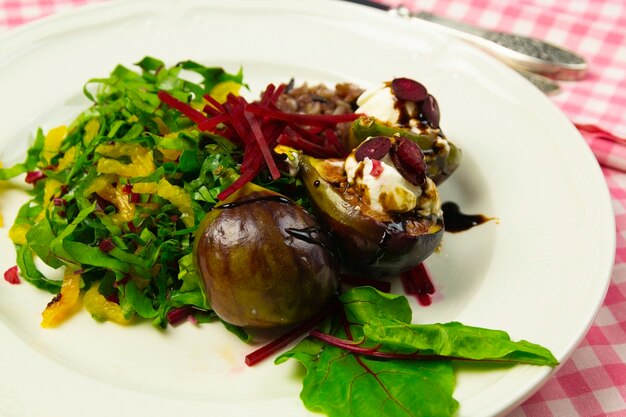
{"left": 442, "top": 202, "right": 493, "bottom": 233}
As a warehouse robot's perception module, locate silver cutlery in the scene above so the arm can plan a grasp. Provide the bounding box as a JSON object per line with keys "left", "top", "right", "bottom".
{"left": 341, "top": 0, "right": 588, "bottom": 94}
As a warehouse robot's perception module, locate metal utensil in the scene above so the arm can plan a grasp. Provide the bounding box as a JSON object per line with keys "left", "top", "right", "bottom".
{"left": 409, "top": 11, "right": 587, "bottom": 81}
{"left": 340, "top": 0, "right": 587, "bottom": 82}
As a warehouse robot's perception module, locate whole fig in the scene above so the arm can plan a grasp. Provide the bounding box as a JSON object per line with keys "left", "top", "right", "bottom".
{"left": 193, "top": 183, "right": 338, "bottom": 328}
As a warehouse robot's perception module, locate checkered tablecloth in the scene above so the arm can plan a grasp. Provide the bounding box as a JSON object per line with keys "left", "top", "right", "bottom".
{"left": 1, "top": 0, "right": 625, "bottom": 416}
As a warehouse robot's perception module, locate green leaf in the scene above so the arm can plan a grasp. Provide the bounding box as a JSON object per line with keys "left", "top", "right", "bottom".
{"left": 339, "top": 286, "right": 413, "bottom": 325}
{"left": 49, "top": 202, "right": 96, "bottom": 264}
{"left": 124, "top": 281, "right": 158, "bottom": 319}
{"left": 15, "top": 244, "right": 61, "bottom": 293}
{"left": 63, "top": 241, "right": 130, "bottom": 273}
{"left": 364, "top": 320, "right": 559, "bottom": 366}
{"left": 25, "top": 217, "right": 64, "bottom": 269}
{"left": 294, "top": 344, "right": 458, "bottom": 417}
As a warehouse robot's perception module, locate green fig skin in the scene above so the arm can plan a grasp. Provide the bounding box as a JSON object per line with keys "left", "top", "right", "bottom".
{"left": 193, "top": 184, "right": 339, "bottom": 328}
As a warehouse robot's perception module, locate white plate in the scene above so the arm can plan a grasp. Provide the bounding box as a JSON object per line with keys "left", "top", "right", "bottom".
{"left": 0, "top": 1, "right": 615, "bottom": 416}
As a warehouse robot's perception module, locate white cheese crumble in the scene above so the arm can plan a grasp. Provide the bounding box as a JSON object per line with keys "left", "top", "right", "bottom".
{"left": 344, "top": 152, "right": 422, "bottom": 214}
{"left": 355, "top": 84, "right": 400, "bottom": 125}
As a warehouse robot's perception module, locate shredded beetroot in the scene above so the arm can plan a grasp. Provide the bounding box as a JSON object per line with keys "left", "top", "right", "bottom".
{"left": 4, "top": 266, "right": 20, "bottom": 285}
{"left": 245, "top": 299, "right": 342, "bottom": 366}
{"left": 401, "top": 263, "right": 435, "bottom": 306}
{"left": 166, "top": 306, "right": 197, "bottom": 326}
{"left": 158, "top": 86, "right": 360, "bottom": 201}
{"left": 25, "top": 171, "right": 46, "bottom": 184}
{"left": 98, "top": 238, "right": 115, "bottom": 253}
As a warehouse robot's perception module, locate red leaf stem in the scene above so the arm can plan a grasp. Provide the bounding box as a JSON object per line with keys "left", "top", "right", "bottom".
{"left": 244, "top": 299, "right": 342, "bottom": 367}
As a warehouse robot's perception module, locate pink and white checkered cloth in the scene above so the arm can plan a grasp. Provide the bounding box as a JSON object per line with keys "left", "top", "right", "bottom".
{"left": 1, "top": 0, "right": 625, "bottom": 416}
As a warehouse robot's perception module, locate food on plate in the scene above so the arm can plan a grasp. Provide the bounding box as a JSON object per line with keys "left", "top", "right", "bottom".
{"left": 0, "top": 57, "right": 558, "bottom": 417}
{"left": 349, "top": 78, "right": 462, "bottom": 185}
{"left": 297, "top": 136, "right": 444, "bottom": 276}
{"left": 194, "top": 182, "right": 338, "bottom": 328}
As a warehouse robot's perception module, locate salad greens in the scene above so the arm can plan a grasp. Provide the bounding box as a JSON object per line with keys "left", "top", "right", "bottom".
{"left": 277, "top": 287, "right": 558, "bottom": 417}
{"left": 0, "top": 57, "right": 288, "bottom": 335}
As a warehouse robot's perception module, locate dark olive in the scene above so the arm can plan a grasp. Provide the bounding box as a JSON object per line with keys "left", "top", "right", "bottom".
{"left": 193, "top": 183, "right": 339, "bottom": 328}
{"left": 299, "top": 154, "right": 444, "bottom": 277}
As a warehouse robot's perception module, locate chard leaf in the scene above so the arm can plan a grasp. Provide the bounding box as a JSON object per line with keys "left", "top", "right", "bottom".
{"left": 291, "top": 343, "right": 458, "bottom": 417}
{"left": 15, "top": 244, "right": 61, "bottom": 293}
{"left": 49, "top": 202, "right": 96, "bottom": 263}
{"left": 339, "top": 286, "right": 412, "bottom": 325}
{"left": 63, "top": 241, "right": 130, "bottom": 273}
{"left": 124, "top": 281, "right": 158, "bottom": 319}
{"left": 364, "top": 320, "right": 559, "bottom": 366}
{"left": 25, "top": 217, "right": 64, "bottom": 269}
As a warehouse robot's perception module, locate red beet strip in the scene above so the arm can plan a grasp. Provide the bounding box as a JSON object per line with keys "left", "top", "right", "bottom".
{"left": 244, "top": 109, "right": 281, "bottom": 180}
{"left": 157, "top": 91, "right": 208, "bottom": 125}
{"left": 159, "top": 84, "right": 360, "bottom": 200}
{"left": 244, "top": 299, "right": 341, "bottom": 366}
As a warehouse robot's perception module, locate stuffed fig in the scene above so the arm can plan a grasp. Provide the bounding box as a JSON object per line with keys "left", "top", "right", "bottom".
{"left": 298, "top": 135, "right": 444, "bottom": 277}
{"left": 349, "top": 77, "right": 462, "bottom": 184}
{"left": 193, "top": 183, "right": 339, "bottom": 328}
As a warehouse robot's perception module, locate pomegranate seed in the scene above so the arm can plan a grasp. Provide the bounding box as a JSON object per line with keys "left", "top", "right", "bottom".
{"left": 25, "top": 171, "right": 46, "bottom": 184}
{"left": 98, "top": 238, "right": 115, "bottom": 253}
{"left": 4, "top": 266, "right": 20, "bottom": 285}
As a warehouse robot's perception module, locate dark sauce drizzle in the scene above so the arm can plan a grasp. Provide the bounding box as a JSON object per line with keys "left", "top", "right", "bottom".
{"left": 442, "top": 202, "right": 493, "bottom": 233}
{"left": 217, "top": 195, "right": 294, "bottom": 210}
{"left": 285, "top": 226, "right": 334, "bottom": 254}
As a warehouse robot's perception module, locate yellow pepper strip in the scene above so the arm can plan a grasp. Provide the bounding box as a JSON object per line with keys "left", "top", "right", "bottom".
{"left": 9, "top": 223, "right": 30, "bottom": 245}
{"left": 157, "top": 178, "right": 194, "bottom": 228}
{"left": 42, "top": 125, "right": 68, "bottom": 165}
{"left": 83, "top": 174, "right": 136, "bottom": 225}
{"left": 41, "top": 268, "right": 82, "bottom": 328}
{"left": 83, "top": 284, "right": 132, "bottom": 325}
{"left": 83, "top": 173, "right": 116, "bottom": 196}
{"left": 96, "top": 142, "right": 155, "bottom": 177}
{"left": 99, "top": 182, "right": 136, "bottom": 226}
{"left": 83, "top": 119, "right": 100, "bottom": 145}
{"left": 132, "top": 182, "right": 158, "bottom": 194}
{"left": 158, "top": 147, "right": 183, "bottom": 162}
{"left": 55, "top": 146, "right": 77, "bottom": 172}
{"left": 34, "top": 178, "right": 63, "bottom": 222}
{"left": 208, "top": 80, "right": 242, "bottom": 103}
